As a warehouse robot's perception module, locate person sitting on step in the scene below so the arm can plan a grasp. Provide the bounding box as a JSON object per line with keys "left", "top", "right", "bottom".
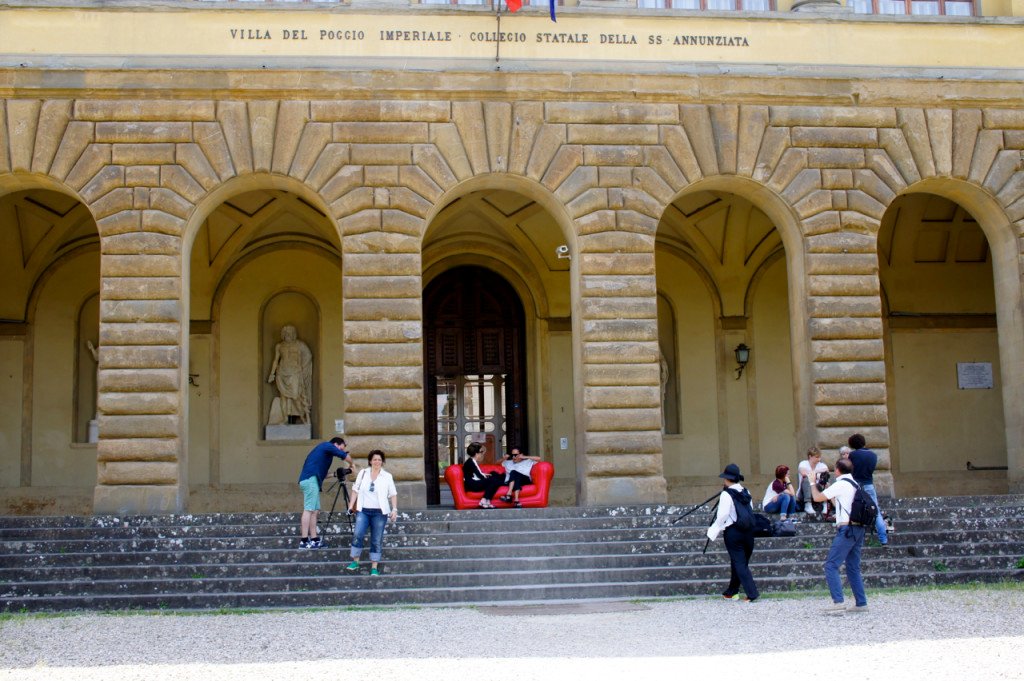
{"left": 797, "top": 446, "right": 832, "bottom": 521}
{"left": 499, "top": 447, "right": 541, "bottom": 507}
{"left": 462, "top": 442, "right": 504, "bottom": 508}
{"left": 762, "top": 464, "right": 798, "bottom": 522}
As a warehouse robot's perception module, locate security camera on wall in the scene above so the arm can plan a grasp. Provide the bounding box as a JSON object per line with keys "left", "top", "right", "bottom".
{"left": 555, "top": 244, "right": 570, "bottom": 259}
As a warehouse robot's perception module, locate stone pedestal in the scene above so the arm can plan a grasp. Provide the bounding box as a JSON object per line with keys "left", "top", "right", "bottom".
{"left": 580, "top": 475, "right": 668, "bottom": 506}
{"left": 265, "top": 423, "right": 312, "bottom": 440}
{"left": 93, "top": 484, "right": 186, "bottom": 515}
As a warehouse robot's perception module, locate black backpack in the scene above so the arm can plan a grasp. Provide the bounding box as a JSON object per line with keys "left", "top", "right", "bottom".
{"left": 840, "top": 478, "right": 879, "bottom": 528}
{"left": 724, "top": 488, "right": 757, "bottom": 534}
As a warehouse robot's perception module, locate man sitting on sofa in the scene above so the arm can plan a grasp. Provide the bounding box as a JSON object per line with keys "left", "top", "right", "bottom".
{"left": 499, "top": 447, "right": 541, "bottom": 508}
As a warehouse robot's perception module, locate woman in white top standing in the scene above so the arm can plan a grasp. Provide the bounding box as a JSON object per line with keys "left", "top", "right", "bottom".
{"left": 345, "top": 449, "right": 398, "bottom": 576}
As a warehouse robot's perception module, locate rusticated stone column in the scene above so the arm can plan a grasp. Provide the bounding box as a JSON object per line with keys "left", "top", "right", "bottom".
{"left": 94, "top": 208, "right": 188, "bottom": 514}
{"left": 341, "top": 207, "right": 426, "bottom": 507}
{"left": 577, "top": 215, "right": 667, "bottom": 505}
{"left": 805, "top": 230, "right": 893, "bottom": 496}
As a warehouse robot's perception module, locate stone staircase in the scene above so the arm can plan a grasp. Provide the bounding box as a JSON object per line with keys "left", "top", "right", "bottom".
{"left": 1, "top": 495, "right": 1022, "bottom": 612}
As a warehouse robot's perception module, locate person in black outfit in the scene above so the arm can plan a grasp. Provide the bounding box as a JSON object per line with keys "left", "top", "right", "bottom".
{"left": 462, "top": 443, "right": 504, "bottom": 508}
{"left": 705, "top": 463, "right": 759, "bottom": 602}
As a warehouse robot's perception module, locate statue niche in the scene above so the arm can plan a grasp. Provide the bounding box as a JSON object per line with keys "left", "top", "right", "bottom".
{"left": 265, "top": 324, "right": 313, "bottom": 440}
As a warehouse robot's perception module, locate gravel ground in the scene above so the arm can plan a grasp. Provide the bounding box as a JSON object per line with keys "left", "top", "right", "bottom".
{"left": 2, "top": 587, "right": 1023, "bottom": 680}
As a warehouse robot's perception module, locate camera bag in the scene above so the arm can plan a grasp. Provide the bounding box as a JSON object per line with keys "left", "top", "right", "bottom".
{"left": 771, "top": 519, "right": 797, "bottom": 537}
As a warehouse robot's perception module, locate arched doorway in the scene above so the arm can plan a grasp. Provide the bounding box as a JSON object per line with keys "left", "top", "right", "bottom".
{"left": 186, "top": 186, "right": 343, "bottom": 510}
{"left": 879, "top": 192, "right": 1006, "bottom": 495}
{"left": 423, "top": 266, "right": 527, "bottom": 505}
{"left": 0, "top": 186, "right": 99, "bottom": 514}
{"left": 655, "top": 187, "right": 798, "bottom": 502}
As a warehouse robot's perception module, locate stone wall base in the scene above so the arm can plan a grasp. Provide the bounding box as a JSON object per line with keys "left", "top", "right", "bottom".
{"left": 0, "top": 487, "right": 93, "bottom": 515}
{"left": 580, "top": 474, "right": 668, "bottom": 506}
{"left": 893, "top": 470, "right": 1010, "bottom": 498}
{"left": 93, "top": 484, "right": 186, "bottom": 515}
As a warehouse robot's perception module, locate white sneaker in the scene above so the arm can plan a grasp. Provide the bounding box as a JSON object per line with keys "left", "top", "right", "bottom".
{"left": 823, "top": 603, "right": 846, "bottom": 616}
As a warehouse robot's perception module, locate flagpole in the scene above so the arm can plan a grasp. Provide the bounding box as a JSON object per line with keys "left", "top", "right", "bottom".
{"left": 495, "top": 0, "right": 502, "bottom": 70}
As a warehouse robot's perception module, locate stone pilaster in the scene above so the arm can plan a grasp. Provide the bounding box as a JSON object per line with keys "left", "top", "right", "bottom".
{"left": 94, "top": 208, "right": 188, "bottom": 514}
{"left": 805, "top": 230, "right": 893, "bottom": 495}
{"left": 577, "top": 218, "right": 667, "bottom": 505}
{"left": 341, "top": 206, "right": 426, "bottom": 508}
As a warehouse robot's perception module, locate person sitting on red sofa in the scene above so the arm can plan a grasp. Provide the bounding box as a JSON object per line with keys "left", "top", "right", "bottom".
{"left": 499, "top": 447, "right": 542, "bottom": 508}
{"left": 462, "top": 443, "right": 504, "bottom": 509}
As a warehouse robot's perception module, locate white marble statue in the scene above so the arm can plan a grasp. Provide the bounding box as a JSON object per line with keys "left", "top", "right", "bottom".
{"left": 85, "top": 339, "right": 100, "bottom": 443}
{"left": 267, "top": 325, "right": 313, "bottom": 426}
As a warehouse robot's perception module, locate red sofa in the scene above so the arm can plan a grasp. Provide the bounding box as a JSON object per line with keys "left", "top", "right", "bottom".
{"left": 444, "top": 461, "right": 554, "bottom": 510}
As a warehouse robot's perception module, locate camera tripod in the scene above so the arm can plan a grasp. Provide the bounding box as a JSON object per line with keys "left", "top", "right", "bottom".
{"left": 319, "top": 467, "right": 354, "bottom": 536}
{"left": 672, "top": 491, "right": 721, "bottom": 555}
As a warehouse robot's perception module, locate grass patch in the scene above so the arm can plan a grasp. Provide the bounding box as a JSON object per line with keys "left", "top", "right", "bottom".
{"left": 933, "top": 561, "right": 949, "bottom": 572}
{"left": 1015, "top": 557, "right": 1024, "bottom": 570}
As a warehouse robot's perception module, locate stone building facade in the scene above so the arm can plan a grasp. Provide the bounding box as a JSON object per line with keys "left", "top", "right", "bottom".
{"left": 1, "top": 1, "right": 1022, "bottom": 514}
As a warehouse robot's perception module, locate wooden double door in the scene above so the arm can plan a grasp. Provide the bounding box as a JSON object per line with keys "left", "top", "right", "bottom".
{"left": 423, "top": 266, "right": 527, "bottom": 505}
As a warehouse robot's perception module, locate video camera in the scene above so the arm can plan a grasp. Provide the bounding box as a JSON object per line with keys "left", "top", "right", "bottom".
{"left": 335, "top": 467, "right": 353, "bottom": 481}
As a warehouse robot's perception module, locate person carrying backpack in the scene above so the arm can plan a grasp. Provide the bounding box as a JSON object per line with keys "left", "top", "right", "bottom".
{"left": 706, "top": 463, "right": 760, "bottom": 603}
{"left": 809, "top": 457, "right": 871, "bottom": 615}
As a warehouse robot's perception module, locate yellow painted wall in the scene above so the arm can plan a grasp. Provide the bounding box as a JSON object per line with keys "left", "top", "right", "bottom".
{"left": 30, "top": 252, "right": 99, "bottom": 488}
{"left": 657, "top": 252, "right": 721, "bottom": 480}
{"left": 0, "top": 339, "right": 23, "bottom": 487}
{"left": 752, "top": 257, "right": 797, "bottom": 477}
{"left": 213, "top": 248, "right": 344, "bottom": 485}
{"left": 890, "top": 329, "right": 1004, "bottom": 471}
{"left": 188, "top": 335, "right": 212, "bottom": 487}
{"left": 547, "top": 331, "right": 576, "bottom": 499}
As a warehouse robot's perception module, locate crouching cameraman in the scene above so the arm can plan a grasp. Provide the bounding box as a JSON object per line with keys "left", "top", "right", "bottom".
{"left": 297, "top": 437, "right": 355, "bottom": 549}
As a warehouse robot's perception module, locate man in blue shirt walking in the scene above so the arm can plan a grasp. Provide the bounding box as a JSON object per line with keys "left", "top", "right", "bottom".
{"left": 297, "top": 437, "right": 354, "bottom": 549}
{"left": 847, "top": 433, "right": 889, "bottom": 546}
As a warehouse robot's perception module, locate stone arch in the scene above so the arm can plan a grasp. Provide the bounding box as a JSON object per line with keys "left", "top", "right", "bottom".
{"left": 181, "top": 173, "right": 338, "bottom": 259}
{"left": 663, "top": 175, "right": 813, "bottom": 452}
{"left": 885, "top": 177, "right": 1024, "bottom": 492}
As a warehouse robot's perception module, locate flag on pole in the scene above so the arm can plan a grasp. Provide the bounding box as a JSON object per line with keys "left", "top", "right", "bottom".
{"left": 504, "top": 0, "right": 555, "bottom": 21}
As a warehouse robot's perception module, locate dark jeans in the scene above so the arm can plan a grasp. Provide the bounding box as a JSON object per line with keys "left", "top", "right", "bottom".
{"left": 350, "top": 508, "right": 386, "bottom": 562}
{"left": 723, "top": 525, "right": 759, "bottom": 600}
{"left": 465, "top": 473, "right": 504, "bottom": 500}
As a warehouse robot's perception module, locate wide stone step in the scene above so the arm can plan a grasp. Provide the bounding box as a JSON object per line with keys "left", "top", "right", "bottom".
{"left": 3, "top": 507, "right": 1022, "bottom": 541}
{"left": 1, "top": 495, "right": 1021, "bottom": 529}
{"left": 3, "top": 537, "right": 1020, "bottom": 582}
{"left": 3, "top": 567, "right": 1019, "bottom": 613}
{"left": 5, "top": 549, "right": 1023, "bottom": 602}
{"left": 2, "top": 497, "right": 1022, "bottom": 612}
{"left": 2, "top": 527, "right": 1022, "bottom": 572}
{"left": 2, "top": 519, "right": 1021, "bottom": 558}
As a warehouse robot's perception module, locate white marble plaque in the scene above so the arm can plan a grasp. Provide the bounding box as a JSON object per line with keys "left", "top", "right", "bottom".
{"left": 957, "top": 362, "right": 993, "bottom": 390}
